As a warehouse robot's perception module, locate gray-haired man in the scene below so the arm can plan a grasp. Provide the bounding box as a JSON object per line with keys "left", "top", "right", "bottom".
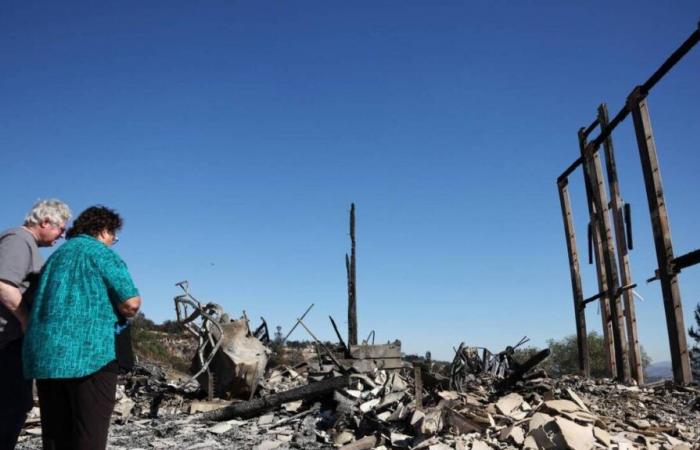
{"left": 0, "top": 199, "right": 71, "bottom": 449}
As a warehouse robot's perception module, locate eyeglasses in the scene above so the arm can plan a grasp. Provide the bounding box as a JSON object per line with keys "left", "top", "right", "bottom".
{"left": 112, "top": 234, "right": 120, "bottom": 244}
{"left": 49, "top": 223, "right": 66, "bottom": 235}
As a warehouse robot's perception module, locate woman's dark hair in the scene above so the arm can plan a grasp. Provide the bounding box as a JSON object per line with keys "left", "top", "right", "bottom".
{"left": 66, "top": 206, "right": 123, "bottom": 239}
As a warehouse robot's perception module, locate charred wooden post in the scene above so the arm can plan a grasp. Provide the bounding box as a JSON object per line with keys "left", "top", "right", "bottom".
{"left": 598, "top": 103, "right": 644, "bottom": 385}
{"left": 200, "top": 375, "right": 351, "bottom": 421}
{"left": 628, "top": 88, "right": 692, "bottom": 385}
{"left": 414, "top": 363, "right": 424, "bottom": 410}
{"left": 581, "top": 129, "right": 630, "bottom": 383}
{"left": 578, "top": 131, "right": 617, "bottom": 377}
{"left": 347, "top": 202, "right": 358, "bottom": 346}
{"left": 557, "top": 178, "right": 590, "bottom": 377}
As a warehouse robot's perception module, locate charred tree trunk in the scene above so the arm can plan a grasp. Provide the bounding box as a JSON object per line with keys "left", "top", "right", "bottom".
{"left": 347, "top": 203, "right": 358, "bottom": 346}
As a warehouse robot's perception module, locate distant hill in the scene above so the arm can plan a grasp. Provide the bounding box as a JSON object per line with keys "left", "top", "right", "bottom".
{"left": 646, "top": 360, "right": 673, "bottom": 380}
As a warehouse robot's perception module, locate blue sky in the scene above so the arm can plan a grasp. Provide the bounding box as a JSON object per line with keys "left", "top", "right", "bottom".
{"left": 2, "top": 1, "right": 698, "bottom": 363}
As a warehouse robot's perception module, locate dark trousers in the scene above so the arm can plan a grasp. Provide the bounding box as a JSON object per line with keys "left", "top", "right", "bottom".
{"left": 36, "top": 369, "right": 117, "bottom": 450}
{"left": 0, "top": 339, "right": 33, "bottom": 450}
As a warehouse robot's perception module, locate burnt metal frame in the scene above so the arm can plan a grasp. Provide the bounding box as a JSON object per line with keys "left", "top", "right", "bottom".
{"left": 557, "top": 23, "right": 700, "bottom": 385}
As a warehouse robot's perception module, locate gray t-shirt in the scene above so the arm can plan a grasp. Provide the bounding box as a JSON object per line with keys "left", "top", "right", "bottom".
{"left": 0, "top": 227, "right": 44, "bottom": 347}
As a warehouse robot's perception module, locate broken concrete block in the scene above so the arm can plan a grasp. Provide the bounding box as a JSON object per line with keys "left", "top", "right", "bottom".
{"left": 565, "top": 388, "right": 590, "bottom": 412}
{"left": 586, "top": 426, "right": 609, "bottom": 447}
{"left": 388, "top": 403, "right": 407, "bottom": 422}
{"left": 470, "top": 439, "right": 493, "bottom": 450}
{"left": 628, "top": 418, "right": 651, "bottom": 429}
{"left": 257, "top": 413, "right": 275, "bottom": 426}
{"left": 528, "top": 412, "right": 555, "bottom": 431}
{"left": 499, "top": 425, "right": 525, "bottom": 446}
{"left": 253, "top": 440, "right": 282, "bottom": 450}
{"left": 208, "top": 422, "right": 233, "bottom": 434}
{"left": 495, "top": 392, "right": 524, "bottom": 417}
{"left": 359, "top": 398, "right": 379, "bottom": 413}
{"left": 114, "top": 397, "right": 135, "bottom": 419}
{"left": 522, "top": 435, "right": 539, "bottom": 450}
{"left": 437, "top": 390, "right": 460, "bottom": 401}
{"left": 427, "top": 444, "right": 453, "bottom": 450}
{"left": 282, "top": 400, "right": 302, "bottom": 413}
{"left": 539, "top": 399, "right": 583, "bottom": 415}
{"left": 378, "top": 391, "right": 405, "bottom": 409}
{"left": 411, "top": 409, "right": 426, "bottom": 427}
{"left": 420, "top": 408, "right": 444, "bottom": 436}
{"left": 529, "top": 427, "right": 557, "bottom": 449}
{"left": 333, "top": 430, "right": 355, "bottom": 446}
{"left": 376, "top": 410, "right": 392, "bottom": 421}
{"left": 553, "top": 416, "right": 595, "bottom": 450}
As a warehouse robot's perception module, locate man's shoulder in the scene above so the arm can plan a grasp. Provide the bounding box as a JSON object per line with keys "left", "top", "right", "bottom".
{"left": 0, "top": 227, "right": 33, "bottom": 243}
{"left": 0, "top": 227, "right": 35, "bottom": 252}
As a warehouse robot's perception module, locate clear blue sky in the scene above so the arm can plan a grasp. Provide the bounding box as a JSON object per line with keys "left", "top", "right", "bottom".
{"left": 2, "top": 1, "right": 698, "bottom": 363}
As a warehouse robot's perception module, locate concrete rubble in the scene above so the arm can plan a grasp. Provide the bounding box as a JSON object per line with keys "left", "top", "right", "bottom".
{"left": 16, "top": 355, "right": 700, "bottom": 449}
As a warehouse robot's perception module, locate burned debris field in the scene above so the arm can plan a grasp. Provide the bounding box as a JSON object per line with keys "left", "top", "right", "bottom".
{"left": 15, "top": 308, "right": 700, "bottom": 450}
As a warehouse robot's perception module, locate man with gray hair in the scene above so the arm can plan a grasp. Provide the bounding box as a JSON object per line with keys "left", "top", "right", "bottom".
{"left": 0, "top": 199, "right": 71, "bottom": 449}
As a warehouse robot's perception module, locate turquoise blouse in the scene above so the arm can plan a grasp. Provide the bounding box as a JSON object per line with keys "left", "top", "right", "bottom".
{"left": 23, "top": 235, "right": 139, "bottom": 379}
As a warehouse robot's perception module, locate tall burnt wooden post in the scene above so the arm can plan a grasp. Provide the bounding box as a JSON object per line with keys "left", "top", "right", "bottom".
{"left": 557, "top": 178, "right": 590, "bottom": 377}
{"left": 582, "top": 129, "right": 631, "bottom": 383}
{"left": 346, "top": 203, "right": 358, "bottom": 346}
{"left": 578, "top": 131, "right": 617, "bottom": 378}
{"left": 628, "top": 88, "right": 692, "bottom": 385}
{"left": 598, "top": 103, "right": 644, "bottom": 384}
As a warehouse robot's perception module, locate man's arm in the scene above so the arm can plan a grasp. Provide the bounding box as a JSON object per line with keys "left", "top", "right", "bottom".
{"left": 117, "top": 296, "right": 141, "bottom": 318}
{"left": 0, "top": 279, "right": 28, "bottom": 331}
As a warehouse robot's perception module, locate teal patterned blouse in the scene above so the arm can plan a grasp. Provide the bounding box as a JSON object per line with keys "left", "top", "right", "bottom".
{"left": 23, "top": 235, "right": 139, "bottom": 379}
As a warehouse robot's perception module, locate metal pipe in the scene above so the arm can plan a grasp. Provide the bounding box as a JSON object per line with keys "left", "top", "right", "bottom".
{"left": 281, "top": 303, "right": 314, "bottom": 343}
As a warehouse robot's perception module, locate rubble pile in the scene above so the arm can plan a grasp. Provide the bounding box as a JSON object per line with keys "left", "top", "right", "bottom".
{"left": 16, "top": 359, "right": 700, "bottom": 449}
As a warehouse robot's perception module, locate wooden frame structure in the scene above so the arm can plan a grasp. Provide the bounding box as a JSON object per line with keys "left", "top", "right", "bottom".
{"left": 557, "top": 23, "right": 699, "bottom": 385}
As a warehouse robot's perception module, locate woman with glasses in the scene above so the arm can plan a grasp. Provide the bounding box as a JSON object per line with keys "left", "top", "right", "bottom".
{"left": 23, "top": 205, "right": 141, "bottom": 450}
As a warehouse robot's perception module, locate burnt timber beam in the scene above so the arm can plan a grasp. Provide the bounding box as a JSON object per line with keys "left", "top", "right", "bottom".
{"left": 557, "top": 24, "right": 699, "bottom": 184}
{"left": 200, "top": 375, "right": 351, "bottom": 421}
{"left": 557, "top": 178, "right": 590, "bottom": 377}
{"left": 582, "top": 283, "right": 636, "bottom": 306}
{"left": 598, "top": 103, "right": 644, "bottom": 385}
{"left": 589, "top": 26, "right": 700, "bottom": 150}
{"left": 582, "top": 130, "right": 630, "bottom": 383}
{"left": 578, "top": 130, "right": 617, "bottom": 378}
{"left": 673, "top": 249, "right": 700, "bottom": 272}
{"left": 628, "top": 88, "right": 692, "bottom": 385}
